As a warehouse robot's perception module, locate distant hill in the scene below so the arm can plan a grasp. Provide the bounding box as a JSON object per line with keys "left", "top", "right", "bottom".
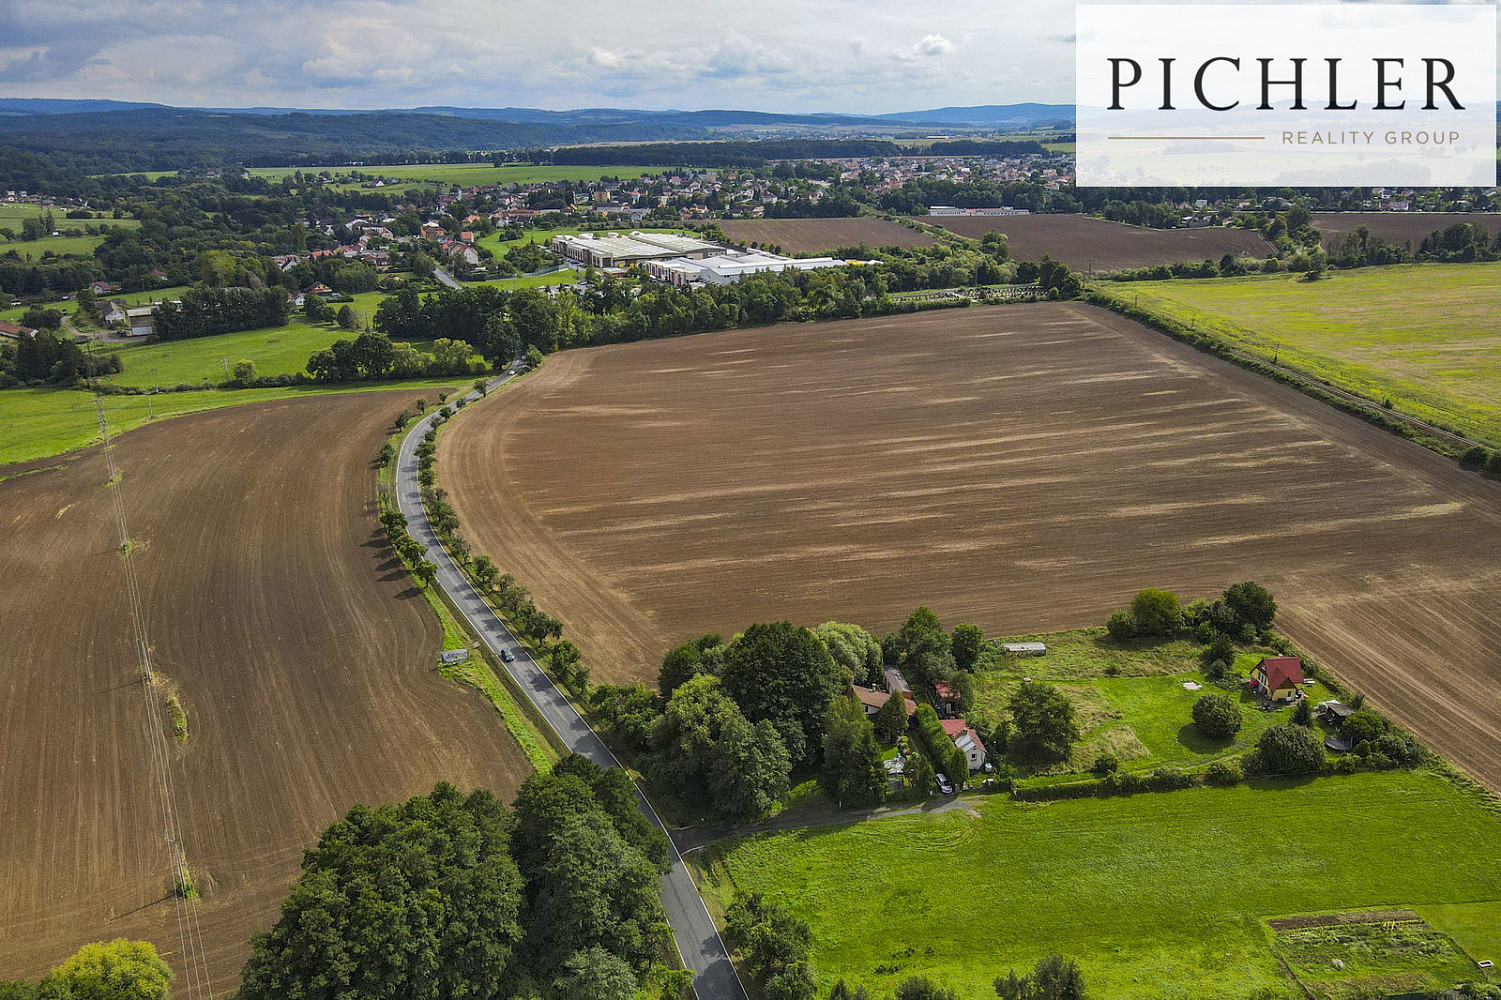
{"left": 0, "top": 99, "right": 1081, "bottom": 172}
{"left": 878, "top": 104, "right": 1075, "bottom": 127}
{"left": 0, "top": 98, "right": 167, "bottom": 116}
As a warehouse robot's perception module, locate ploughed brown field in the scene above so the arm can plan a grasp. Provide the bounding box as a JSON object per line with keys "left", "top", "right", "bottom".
{"left": 0, "top": 393, "right": 530, "bottom": 991}
{"left": 918, "top": 214, "right": 1276, "bottom": 271}
{"left": 1313, "top": 212, "right": 1501, "bottom": 247}
{"left": 717, "top": 218, "right": 934, "bottom": 253}
{"left": 439, "top": 304, "right": 1501, "bottom": 793}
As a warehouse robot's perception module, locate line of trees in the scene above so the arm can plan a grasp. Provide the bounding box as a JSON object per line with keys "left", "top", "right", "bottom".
{"left": 152, "top": 285, "right": 290, "bottom": 341}
{"left": 306, "top": 328, "right": 485, "bottom": 382}
{"left": 0, "top": 330, "right": 120, "bottom": 387}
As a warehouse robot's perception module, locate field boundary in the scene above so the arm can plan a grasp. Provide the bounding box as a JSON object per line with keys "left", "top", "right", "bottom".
{"left": 375, "top": 405, "right": 563, "bottom": 769}
{"left": 1084, "top": 287, "right": 1495, "bottom": 474}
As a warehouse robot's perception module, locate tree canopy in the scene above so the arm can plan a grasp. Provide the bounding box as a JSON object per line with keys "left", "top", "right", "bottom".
{"left": 720, "top": 621, "right": 844, "bottom": 767}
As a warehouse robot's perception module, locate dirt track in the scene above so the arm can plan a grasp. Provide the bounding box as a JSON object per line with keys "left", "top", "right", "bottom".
{"left": 717, "top": 218, "right": 934, "bottom": 253}
{"left": 0, "top": 392, "right": 530, "bottom": 990}
{"left": 439, "top": 304, "right": 1501, "bottom": 793}
{"left": 919, "top": 215, "right": 1276, "bottom": 271}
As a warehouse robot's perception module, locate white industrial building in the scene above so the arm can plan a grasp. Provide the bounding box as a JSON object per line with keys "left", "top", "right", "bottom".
{"left": 928, "top": 205, "right": 1030, "bottom": 216}
{"left": 642, "top": 249, "right": 851, "bottom": 287}
{"left": 550, "top": 231, "right": 721, "bottom": 268}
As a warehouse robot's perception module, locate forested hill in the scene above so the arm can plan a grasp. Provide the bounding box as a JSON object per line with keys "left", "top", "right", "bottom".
{"left": 0, "top": 109, "right": 713, "bottom": 173}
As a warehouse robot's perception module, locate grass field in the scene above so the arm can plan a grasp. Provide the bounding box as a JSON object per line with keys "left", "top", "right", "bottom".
{"left": 697, "top": 770, "right": 1501, "bottom": 999}
{"left": 0, "top": 378, "right": 462, "bottom": 467}
{"left": 1107, "top": 263, "right": 1501, "bottom": 447}
{"left": 95, "top": 291, "right": 396, "bottom": 387}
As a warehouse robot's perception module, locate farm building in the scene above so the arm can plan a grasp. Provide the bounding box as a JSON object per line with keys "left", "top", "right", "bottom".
{"left": 123, "top": 306, "right": 156, "bottom": 338}
{"left": 1251, "top": 656, "right": 1305, "bottom": 703}
{"left": 550, "top": 231, "right": 720, "bottom": 268}
{"left": 1000, "top": 641, "right": 1047, "bottom": 656}
{"left": 642, "top": 249, "right": 852, "bottom": 286}
{"left": 0, "top": 320, "right": 37, "bottom": 339}
{"left": 941, "top": 718, "right": 988, "bottom": 772}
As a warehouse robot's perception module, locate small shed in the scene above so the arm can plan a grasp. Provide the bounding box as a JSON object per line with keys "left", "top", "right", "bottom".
{"left": 1315, "top": 700, "right": 1355, "bottom": 724}
{"left": 1325, "top": 734, "right": 1354, "bottom": 753}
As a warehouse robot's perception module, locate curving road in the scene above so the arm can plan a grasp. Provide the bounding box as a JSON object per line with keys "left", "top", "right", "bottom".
{"left": 394, "top": 365, "right": 746, "bottom": 1000}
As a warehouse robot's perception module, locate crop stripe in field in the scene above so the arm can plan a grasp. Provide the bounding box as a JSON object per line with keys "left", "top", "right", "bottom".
{"left": 93, "top": 397, "right": 216, "bottom": 1000}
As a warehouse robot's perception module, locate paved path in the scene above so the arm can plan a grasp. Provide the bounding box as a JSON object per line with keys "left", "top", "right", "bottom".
{"left": 395, "top": 366, "right": 746, "bottom": 1000}
{"left": 432, "top": 266, "right": 461, "bottom": 289}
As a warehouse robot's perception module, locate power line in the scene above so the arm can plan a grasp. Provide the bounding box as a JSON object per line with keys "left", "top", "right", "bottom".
{"left": 92, "top": 395, "right": 216, "bottom": 1000}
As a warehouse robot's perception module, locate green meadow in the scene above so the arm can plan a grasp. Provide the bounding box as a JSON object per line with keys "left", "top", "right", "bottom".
{"left": 965, "top": 630, "right": 1298, "bottom": 781}
{"left": 697, "top": 770, "right": 1501, "bottom": 1000}
{"left": 0, "top": 378, "right": 463, "bottom": 467}
{"left": 1106, "top": 264, "right": 1501, "bottom": 447}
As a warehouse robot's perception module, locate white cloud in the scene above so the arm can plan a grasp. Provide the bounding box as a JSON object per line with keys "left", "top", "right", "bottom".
{"left": 916, "top": 33, "right": 953, "bottom": 56}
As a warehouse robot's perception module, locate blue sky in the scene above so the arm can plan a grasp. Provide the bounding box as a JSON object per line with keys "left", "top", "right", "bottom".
{"left": 0, "top": 0, "right": 1078, "bottom": 112}
{"left": 0, "top": 0, "right": 1493, "bottom": 113}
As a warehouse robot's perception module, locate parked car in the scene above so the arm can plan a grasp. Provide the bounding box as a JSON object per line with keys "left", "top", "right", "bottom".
{"left": 936, "top": 773, "right": 954, "bottom": 795}
{"left": 500, "top": 648, "right": 515, "bottom": 663}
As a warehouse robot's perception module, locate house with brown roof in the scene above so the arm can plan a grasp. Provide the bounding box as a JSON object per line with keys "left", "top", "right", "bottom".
{"left": 941, "top": 718, "right": 988, "bottom": 772}
{"left": 0, "top": 320, "right": 37, "bottom": 339}
{"left": 1251, "top": 656, "right": 1304, "bottom": 703}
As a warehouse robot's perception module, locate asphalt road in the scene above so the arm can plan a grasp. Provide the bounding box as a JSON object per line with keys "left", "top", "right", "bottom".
{"left": 432, "top": 265, "right": 461, "bottom": 289}
{"left": 395, "top": 365, "right": 747, "bottom": 1000}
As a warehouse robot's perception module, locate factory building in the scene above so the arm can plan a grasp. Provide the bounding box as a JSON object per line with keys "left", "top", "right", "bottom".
{"left": 550, "top": 231, "right": 721, "bottom": 269}
{"left": 642, "top": 249, "right": 852, "bottom": 287}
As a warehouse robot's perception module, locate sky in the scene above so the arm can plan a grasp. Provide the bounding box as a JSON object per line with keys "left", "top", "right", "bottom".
{"left": 0, "top": 0, "right": 1494, "bottom": 114}
{"left": 0, "top": 0, "right": 1081, "bottom": 113}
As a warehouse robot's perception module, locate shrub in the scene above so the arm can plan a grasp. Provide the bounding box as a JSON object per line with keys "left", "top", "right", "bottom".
{"left": 1207, "top": 758, "right": 1244, "bottom": 785}
{"left": 1459, "top": 445, "right": 1489, "bottom": 470}
{"left": 1342, "top": 709, "right": 1389, "bottom": 745}
{"left": 1192, "top": 693, "right": 1243, "bottom": 740}
{"left": 1090, "top": 752, "right": 1120, "bottom": 776}
{"left": 1255, "top": 724, "right": 1325, "bottom": 775}
{"left": 1105, "top": 609, "right": 1136, "bottom": 642}
{"left": 1377, "top": 730, "right": 1423, "bottom": 765}
{"left": 1200, "top": 632, "right": 1235, "bottom": 667}
{"left": 1148, "top": 766, "right": 1196, "bottom": 790}
{"left": 1130, "top": 587, "right": 1182, "bottom": 636}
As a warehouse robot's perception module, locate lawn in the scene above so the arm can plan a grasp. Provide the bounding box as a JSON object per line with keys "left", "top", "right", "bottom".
{"left": 478, "top": 268, "right": 580, "bottom": 290}
{"left": 1104, "top": 264, "right": 1501, "bottom": 447}
{"left": 697, "top": 770, "right": 1501, "bottom": 1000}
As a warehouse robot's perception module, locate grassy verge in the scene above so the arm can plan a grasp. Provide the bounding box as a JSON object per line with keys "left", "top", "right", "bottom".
{"left": 696, "top": 769, "right": 1501, "bottom": 1000}
{"left": 375, "top": 402, "right": 560, "bottom": 773}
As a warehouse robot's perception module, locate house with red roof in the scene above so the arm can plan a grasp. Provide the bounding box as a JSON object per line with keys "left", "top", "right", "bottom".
{"left": 1251, "top": 656, "right": 1304, "bottom": 703}
{"left": 0, "top": 320, "right": 37, "bottom": 339}
{"left": 940, "top": 718, "right": 988, "bottom": 772}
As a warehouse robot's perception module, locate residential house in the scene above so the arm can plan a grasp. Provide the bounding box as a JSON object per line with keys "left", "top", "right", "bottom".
{"left": 1251, "top": 656, "right": 1305, "bottom": 703}
{"left": 940, "top": 718, "right": 988, "bottom": 772}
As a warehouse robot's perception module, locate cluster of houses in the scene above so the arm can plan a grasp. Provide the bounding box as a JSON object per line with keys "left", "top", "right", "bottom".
{"left": 852, "top": 665, "right": 993, "bottom": 783}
